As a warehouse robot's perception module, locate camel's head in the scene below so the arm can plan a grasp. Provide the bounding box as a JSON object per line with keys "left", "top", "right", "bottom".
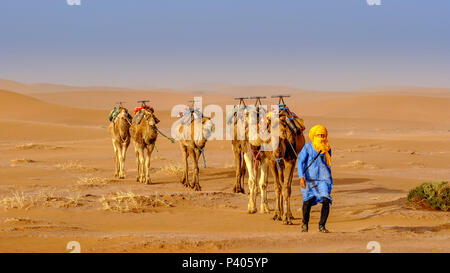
{"left": 117, "top": 107, "right": 131, "bottom": 120}
{"left": 201, "top": 117, "right": 215, "bottom": 141}
{"left": 140, "top": 108, "right": 159, "bottom": 127}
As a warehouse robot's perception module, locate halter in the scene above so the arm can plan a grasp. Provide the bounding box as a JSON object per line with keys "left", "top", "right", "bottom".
{"left": 250, "top": 145, "right": 262, "bottom": 171}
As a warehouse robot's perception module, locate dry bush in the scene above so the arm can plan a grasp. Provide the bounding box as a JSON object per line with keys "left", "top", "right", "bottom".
{"left": 77, "top": 176, "right": 115, "bottom": 186}
{"left": 10, "top": 159, "right": 36, "bottom": 165}
{"left": 100, "top": 191, "right": 173, "bottom": 213}
{"left": 15, "top": 143, "right": 64, "bottom": 150}
{"left": 340, "top": 160, "right": 379, "bottom": 170}
{"left": 159, "top": 164, "right": 184, "bottom": 176}
{"left": 58, "top": 194, "right": 83, "bottom": 208}
{"left": 53, "top": 161, "right": 97, "bottom": 172}
{"left": 0, "top": 191, "right": 35, "bottom": 210}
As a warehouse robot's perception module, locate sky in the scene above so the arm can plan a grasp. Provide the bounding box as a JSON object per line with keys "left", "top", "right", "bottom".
{"left": 0, "top": 0, "right": 449, "bottom": 91}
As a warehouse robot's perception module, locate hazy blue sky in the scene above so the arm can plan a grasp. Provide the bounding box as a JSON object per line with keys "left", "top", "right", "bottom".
{"left": 1, "top": 0, "right": 449, "bottom": 90}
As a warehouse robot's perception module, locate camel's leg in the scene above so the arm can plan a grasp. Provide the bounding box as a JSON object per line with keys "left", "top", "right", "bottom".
{"left": 118, "top": 141, "right": 128, "bottom": 179}
{"left": 278, "top": 163, "right": 285, "bottom": 220}
{"left": 258, "top": 160, "right": 270, "bottom": 214}
{"left": 134, "top": 143, "right": 140, "bottom": 182}
{"left": 282, "top": 161, "right": 295, "bottom": 225}
{"left": 143, "top": 143, "right": 154, "bottom": 185}
{"left": 243, "top": 152, "right": 257, "bottom": 214}
{"left": 136, "top": 144, "right": 145, "bottom": 183}
{"left": 180, "top": 145, "right": 189, "bottom": 187}
{"left": 112, "top": 139, "right": 119, "bottom": 178}
{"left": 191, "top": 148, "right": 201, "bottom": 191}
{"left": 239, "top": 151, "right": 246, "bottom": 194}
{"left": 270, "top": 160, "right": 282, "bottom": 221}
{"left": 232, "top": 146, "right": 244, "bottom": 193}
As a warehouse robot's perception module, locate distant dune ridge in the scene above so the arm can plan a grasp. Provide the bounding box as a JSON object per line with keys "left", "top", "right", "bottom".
{"left": 0, "top": 77, "right": 449, "bottom": 141}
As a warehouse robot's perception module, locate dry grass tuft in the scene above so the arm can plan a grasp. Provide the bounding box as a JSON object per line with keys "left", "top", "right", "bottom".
{"left": 10, "top": 159, "right": 36, "bottom": 165}
{"left": 340, "top": 160, "right": 379, "bottom": 170}
{"left": 158, "top": 164, "right": 184, "bottom": 176}
{"left": 53, "top": 161, "right": 97, "bottom": 172}
{"left": 15, "top": 143, "right": 64, "bottom": 150}
{"left": 77, "top": 176, "right": 116, "bottom": 186}
{"left": 100, "top": 191, "right": 173, "bottom": 213}
{"left": 0, "top": 191, "right": 36, "bottom": 210}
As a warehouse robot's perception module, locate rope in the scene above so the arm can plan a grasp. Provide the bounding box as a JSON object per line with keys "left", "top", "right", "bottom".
{"left": 251, "top": 148, "right": 261, "bottom": 171}
{"left": 195, "top": 144, "right": 206, "bottom": 168}
{"left": 287, "top": 140, "right": 298, "bottom": 158}
{"left": 273, "top": 154, "right": 283, "bottom": 171}
{"left": 153, "top": 126, "right": 175, "bottom": 143}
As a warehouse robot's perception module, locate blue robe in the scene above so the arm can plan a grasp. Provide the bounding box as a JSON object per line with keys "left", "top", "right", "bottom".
{"left": 297, "top": 142, "right": 333, "bottom": 206}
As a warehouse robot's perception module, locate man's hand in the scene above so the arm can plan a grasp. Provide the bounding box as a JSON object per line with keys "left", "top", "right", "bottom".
{"left": 300, "top": 177, "right": 306, "bottom": 189}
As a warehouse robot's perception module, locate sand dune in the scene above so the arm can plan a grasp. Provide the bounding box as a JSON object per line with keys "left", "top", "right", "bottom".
{"left": 297, "top": 95, "right": 450, "bottom": 125}
{"left": 0, "top": 89, "right": 107, "bottom": 126}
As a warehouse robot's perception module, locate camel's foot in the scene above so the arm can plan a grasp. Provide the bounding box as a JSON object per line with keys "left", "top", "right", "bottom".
{"left": 248, "top": 205, "right": 257, "bottom": 214}
{"left": 191, "top": 183, "right": 201, "bottom": 191}
{"left": 282, "top": 215, "right": 293, "bottom": 225}
{"left": 136, "top": 176, "right": 140, "bottom": 183}
{"left": 144, "top": 178, "right": 152, "bottom": 185}
{"left": 260, "top": 203, "right": 270, "bottom": 214}
{"left": 118, "top": 173, "right": 125, "bottom": 179}
{"left": 272, "top": 211, "right": 282, "bottom": 221}
{"left": 180, "top": 176, "right": 189, "bottom": 187}
{"left": 114, "top": 173, "right": 119, "bottom": 178}
{"left": 287, "top": 211, "right": 294, "bottom": 221}
{"left": 233, "top": 184, "right": 245, "bottom": 194}
{"left": 138, "top": 176, "right": 146, "bottom": 184}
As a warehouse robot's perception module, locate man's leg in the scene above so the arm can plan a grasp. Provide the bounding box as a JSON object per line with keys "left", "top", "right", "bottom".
{"left": 319, "top": 197, "right": 331, "bottom": 233}
{"left": 301, "top": 200, "right": 313, "bottom": 232}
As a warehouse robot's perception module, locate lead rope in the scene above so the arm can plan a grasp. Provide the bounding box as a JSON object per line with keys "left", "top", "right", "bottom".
{"left": 273, "top": 154, "right": 283, "bottom": 171}
{"left": 152, "top": 125, "right": 175, "bottom": 143}
{"left": 195, "top": 144, "right": 206, "bottom": 168}
{"left": 287, "top": 140, "right": 298, "bottom": 158}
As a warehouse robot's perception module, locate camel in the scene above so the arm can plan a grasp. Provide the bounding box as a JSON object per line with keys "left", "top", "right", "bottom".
{"left": 129, "top": 107, "right": 159, "bottom": 184}
{"left": 108, "top": 106, "right": 132, "bottom": 179}
{"left": 228, "top": 101, "right": 249, "bottom": 194}
{"left": 246, "top": 102, "right": 305, "bottom": 224}
{"left": 235, "top": 100, "right": 270, "bottom": 214}
{"left": 258, "top": 107, "right": 305, "bottom": 224}
{"left": 178, "top": 110, "right": 215, "bottom": 191}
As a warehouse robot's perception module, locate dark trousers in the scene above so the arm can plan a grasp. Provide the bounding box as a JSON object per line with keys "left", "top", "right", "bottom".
{"left": 302, "top": 197, "right": 330, "bottom": 227}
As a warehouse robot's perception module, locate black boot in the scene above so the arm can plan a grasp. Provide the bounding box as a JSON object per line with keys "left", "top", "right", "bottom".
{"left": 318, "top": 197, "right": 331, "bottom": 233}
{"left": 301, "top": 200, "right": 312, "bottom": 232}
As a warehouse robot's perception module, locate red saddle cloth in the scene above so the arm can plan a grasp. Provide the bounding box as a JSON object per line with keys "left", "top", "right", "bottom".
{"left": 134, "top": 105, "right": 154, "bottom": 115}
{"left": 133, "top": 105, "right": 160, "bottom": 124}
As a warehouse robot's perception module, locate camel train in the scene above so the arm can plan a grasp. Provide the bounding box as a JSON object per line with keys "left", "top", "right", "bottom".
{"left": 108, "top": 95, "right": 306, "bottom": 225}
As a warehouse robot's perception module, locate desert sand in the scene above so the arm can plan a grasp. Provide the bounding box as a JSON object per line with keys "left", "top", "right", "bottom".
{"left": 0, "top": 79, "right": 449, "bottom": 253}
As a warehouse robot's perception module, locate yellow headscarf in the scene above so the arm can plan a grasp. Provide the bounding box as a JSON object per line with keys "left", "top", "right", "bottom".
{"left": 309, "top": 125, "right": 331, "bottom": 166}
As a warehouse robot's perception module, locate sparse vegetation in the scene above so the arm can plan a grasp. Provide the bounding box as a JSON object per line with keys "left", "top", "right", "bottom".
{"left": 77, "top": 176, "right": 115, "bottom": 186}
{"left": 0, "top": 191, "right": 35, "bottom": 210}
{"left": 100, "top": 191, "right": 173, "bottom": 213}
{"left": 53, "top": 161, "right": 97, "bottom": 172}
{"left": 15, "top": 143, "right": 64, "bottom": 150}
{"left": 159, "top": 164, "right": 184, "bottom": 175}
{"left": 340, "top": 160, "right": 378, "bottom": 169}
{"left": 407, "top": 181, "right": 450, "bottom": 211}
{"left": 10, "top": 159, "right": 36, "bottom": 165}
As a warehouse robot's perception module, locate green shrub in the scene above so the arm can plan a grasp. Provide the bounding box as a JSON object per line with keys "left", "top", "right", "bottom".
{"left": 407, "top": 181, "right": 449, "bottom": 211}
